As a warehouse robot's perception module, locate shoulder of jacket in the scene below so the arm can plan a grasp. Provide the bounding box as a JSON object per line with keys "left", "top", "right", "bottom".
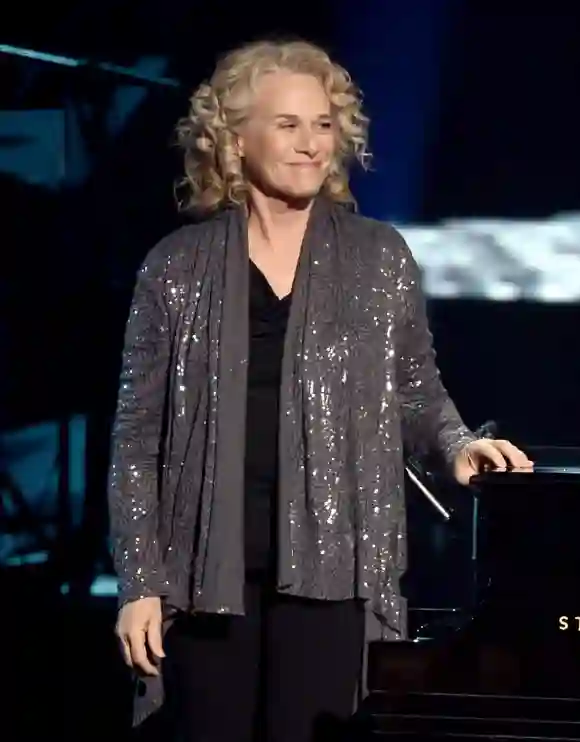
{"left": 139, "top": 212, "right": 227, "bottom": 278}
{"left": 343, "top": 210, "right": 405, "bottom": 244}
{"left": 338, "top": 209, "right": 410, "bottom": 265}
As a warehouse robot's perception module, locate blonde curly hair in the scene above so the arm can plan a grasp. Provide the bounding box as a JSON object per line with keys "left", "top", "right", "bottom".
{"left": 175, "top": 39, "right": 371, "bottom": 214}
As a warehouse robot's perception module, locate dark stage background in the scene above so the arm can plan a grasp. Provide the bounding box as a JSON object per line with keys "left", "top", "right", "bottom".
{"left": 1, "top": 2, "right": 579, "bottom": 739}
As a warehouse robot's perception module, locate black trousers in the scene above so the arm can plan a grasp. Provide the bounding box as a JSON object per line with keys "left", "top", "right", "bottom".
{"left": 156, "top": 582, "right": 365, "bottom": 742}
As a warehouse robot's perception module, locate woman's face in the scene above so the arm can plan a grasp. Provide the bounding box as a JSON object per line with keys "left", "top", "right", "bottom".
{"left": 237, "top": 71, "right": 337, "bottom": 203}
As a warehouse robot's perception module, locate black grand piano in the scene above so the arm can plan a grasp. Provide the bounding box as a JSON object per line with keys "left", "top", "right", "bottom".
{"left": 363, "top": 453, "right": 580, "bottom": 740}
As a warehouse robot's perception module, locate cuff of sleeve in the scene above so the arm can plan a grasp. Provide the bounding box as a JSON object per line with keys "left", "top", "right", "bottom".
{"left": 117, "top": 570, "right": 170, "bottom": 608}
{"left": 442, "top": 428, "right": 479, "bottom": 470}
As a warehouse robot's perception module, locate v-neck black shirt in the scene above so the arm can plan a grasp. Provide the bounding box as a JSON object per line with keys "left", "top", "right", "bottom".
{"left": 244, "top": 261, "right": 291, "bottom": 574}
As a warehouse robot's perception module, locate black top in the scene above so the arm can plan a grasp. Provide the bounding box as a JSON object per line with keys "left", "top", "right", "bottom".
{"left": 244, "top": 261, "right": 291, "bottom": 575}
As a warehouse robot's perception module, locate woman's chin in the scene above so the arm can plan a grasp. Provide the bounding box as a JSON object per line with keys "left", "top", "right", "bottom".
{"left": 280, "top": 183, "right": 324, "bottom": 203}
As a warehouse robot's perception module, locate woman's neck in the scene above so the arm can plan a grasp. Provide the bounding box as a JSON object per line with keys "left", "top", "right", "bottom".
{"left": 247, "top": 189, "right": 314, "bottom": 245}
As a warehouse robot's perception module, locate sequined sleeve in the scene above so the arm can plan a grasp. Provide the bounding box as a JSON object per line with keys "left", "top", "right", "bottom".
{"left": 108, "top": 251, "right": 172, "bottom": 606}
{"left": 393, "top": 232, "right": 477, "bottom": 468}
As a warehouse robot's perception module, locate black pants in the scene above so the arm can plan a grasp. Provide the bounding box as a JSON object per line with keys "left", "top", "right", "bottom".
{"left": 157, "top": 582, "right": 365, "bottom": 742}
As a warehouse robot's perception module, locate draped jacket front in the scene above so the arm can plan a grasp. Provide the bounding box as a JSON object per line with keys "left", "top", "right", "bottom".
{"left": 108, "top": 198, "right": 475, "bottom": 642}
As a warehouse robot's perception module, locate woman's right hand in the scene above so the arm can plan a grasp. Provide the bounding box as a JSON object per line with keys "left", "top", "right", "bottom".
{"left": 115, "top": 596, "right": 165, "bottom": 676}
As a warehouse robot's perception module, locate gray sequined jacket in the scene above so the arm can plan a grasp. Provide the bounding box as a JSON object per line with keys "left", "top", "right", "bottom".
{"left": 108, "top": 198, "right": 475, "bottom": 639}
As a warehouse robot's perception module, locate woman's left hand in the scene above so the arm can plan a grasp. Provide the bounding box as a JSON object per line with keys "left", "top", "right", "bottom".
{"left": 453, "top": 438, "right": 534, "bottom": 486}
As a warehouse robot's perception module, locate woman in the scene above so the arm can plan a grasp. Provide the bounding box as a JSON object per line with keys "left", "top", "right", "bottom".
{"left": 109, "top": 39, "right": 532, "bottom": 742}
